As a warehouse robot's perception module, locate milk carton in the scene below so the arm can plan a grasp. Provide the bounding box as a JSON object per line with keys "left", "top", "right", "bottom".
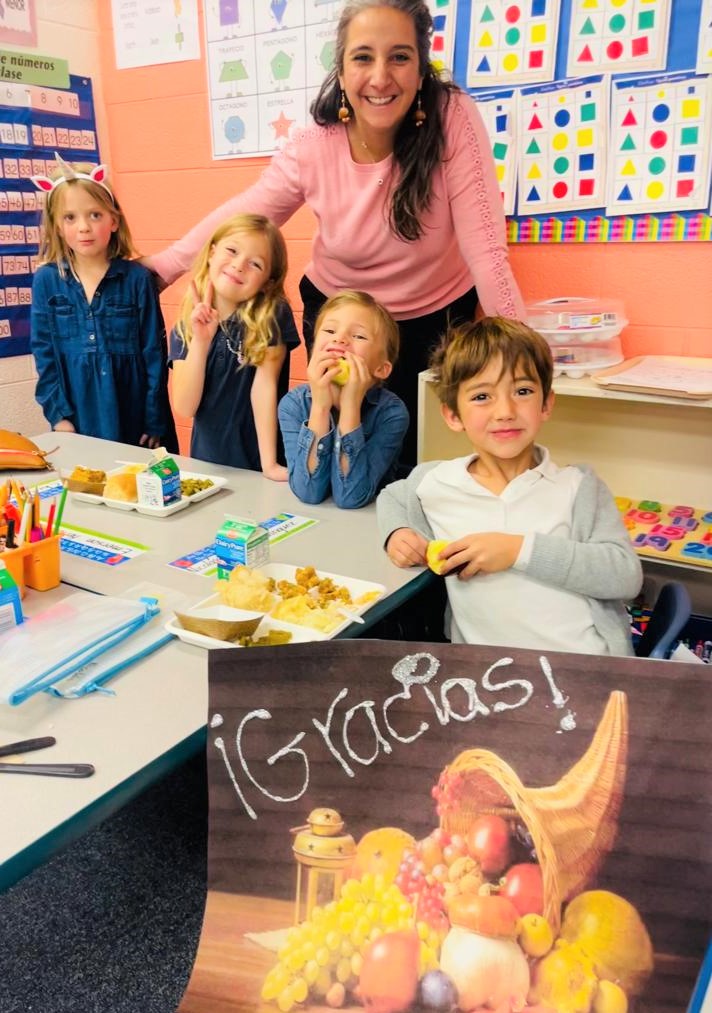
{"left": 136, "top": 450, "right": 181, "bottom": 509}
{"left": 0, "top": 561, "right": 23, "bottom": 626}
{"left": 214, "top": 515, "right": 270, "bottom": 579}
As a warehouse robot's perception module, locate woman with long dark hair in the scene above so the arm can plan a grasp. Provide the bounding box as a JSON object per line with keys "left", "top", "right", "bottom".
{"left": 147, "top": 1, "right": 524, "bottom": 468}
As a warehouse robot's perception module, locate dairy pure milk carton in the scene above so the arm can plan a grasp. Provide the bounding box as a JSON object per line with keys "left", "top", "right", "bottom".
{"left": 214, "top": 516, "right": 270, "bottom": 579}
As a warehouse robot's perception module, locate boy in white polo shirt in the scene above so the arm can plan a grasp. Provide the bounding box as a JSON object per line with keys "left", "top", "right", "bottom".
{"left": 376, "top": 317, "right": 642, "bottom": 655}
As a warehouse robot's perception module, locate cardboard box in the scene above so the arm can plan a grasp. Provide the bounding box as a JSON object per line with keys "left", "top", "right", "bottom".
{"left": 214, "top": 516, "right": 270, "bottom": 579}
{"left": 136, "top": 452, "right": 181, "bottom": 509}
{"left": 0, "top": 561, "right": 23, "bottom": 627}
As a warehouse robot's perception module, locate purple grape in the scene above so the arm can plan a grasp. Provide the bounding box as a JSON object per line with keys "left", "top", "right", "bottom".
{"left": 417, "top": 970, "right": 458, "bottom": 1011}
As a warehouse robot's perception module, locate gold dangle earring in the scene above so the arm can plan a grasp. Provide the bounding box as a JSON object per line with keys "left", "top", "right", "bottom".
{"left": 338, "top": 89, "right": 351, "bottom": 123}
{"left": 413, "top": 91, "right": 426, "bottom": 127}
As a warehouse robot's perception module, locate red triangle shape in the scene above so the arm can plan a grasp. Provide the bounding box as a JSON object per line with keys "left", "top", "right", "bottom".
{"left": 578, "top": 44, "right": 593, "bottom": 62}
{"left": 622, "top": 109, "right": 637, "bottom": 126}
{"left": 529, "top": 114, "right": 543, "bottom": 130}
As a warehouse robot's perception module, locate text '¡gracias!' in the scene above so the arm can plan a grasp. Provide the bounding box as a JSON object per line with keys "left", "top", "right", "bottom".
{"left": 211, "top": 651, "right": 575, "bottom": 821}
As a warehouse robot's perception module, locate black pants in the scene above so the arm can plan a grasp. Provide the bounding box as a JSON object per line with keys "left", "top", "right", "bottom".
{"left": 299, "top": 275, "right": 478, "bottom": 471}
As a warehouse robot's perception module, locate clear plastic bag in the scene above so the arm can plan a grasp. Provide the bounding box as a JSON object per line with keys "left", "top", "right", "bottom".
{"left": 0, "top": 593, "right": 158, "bottom": 705}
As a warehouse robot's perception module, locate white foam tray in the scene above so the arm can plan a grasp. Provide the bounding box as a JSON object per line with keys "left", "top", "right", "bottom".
{"left": 70, "top": 467, "right": 228, "bottom": 517}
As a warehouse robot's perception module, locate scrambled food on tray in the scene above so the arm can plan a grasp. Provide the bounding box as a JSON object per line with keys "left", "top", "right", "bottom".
{"left": 216, "top": 565, "right": 379, "bottom": 633}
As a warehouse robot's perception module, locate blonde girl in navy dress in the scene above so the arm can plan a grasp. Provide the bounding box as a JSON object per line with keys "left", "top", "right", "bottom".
{"left": 168, "top": 213, "right": 299, "bottom": 478}
{"left": 30, "top": 156, "right": 176, "bottom": 450}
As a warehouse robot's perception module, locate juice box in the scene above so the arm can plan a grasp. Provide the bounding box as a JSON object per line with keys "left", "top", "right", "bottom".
{"left": 214, "top": 516, "right": 270, "bottom": 579}
{"left": 0, "top": 561, "right": 23, "bottom": 628}
{"left": 136, "top": 451, "right": 181, "bottom": 509}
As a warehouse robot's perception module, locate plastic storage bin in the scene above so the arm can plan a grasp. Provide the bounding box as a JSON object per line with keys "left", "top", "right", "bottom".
{"left": 526, "top": 297, "right": 627, "bottom": 378}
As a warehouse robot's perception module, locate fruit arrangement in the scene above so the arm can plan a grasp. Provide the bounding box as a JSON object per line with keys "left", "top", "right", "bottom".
{"left": 262, "top": 816, "right": 652, "bottom": 1013}
{"left": 262, "top": 702, "right": 650, "bottom": 1013}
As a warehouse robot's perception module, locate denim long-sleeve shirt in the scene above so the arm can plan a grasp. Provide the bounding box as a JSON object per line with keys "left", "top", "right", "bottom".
{"left": 31, "top": 259, "right": 174, "bottom": 446}
{"left": 278, "top": 383, "right": 409, "bottom": 509}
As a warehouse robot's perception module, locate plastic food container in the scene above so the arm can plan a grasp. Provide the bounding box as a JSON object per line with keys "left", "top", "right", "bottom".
{"left": 526, "top": 297, "right": 627, "bottom": 378}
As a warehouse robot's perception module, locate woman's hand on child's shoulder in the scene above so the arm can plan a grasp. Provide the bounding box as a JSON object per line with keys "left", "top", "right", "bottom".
{"left": 262, "top": 462, "right": 289, "bottom": 483}
{"left": 190, "top": 280, "right": 220, "bottom": 348}
{"left": 386, "top": 527, "right": 428, "bottom": 568}
{"left": 441, "top": 532, "right": 524, "bottom": 579}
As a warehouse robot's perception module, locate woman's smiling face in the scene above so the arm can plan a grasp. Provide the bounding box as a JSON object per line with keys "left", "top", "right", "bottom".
{"left": 339, "top": 5, "right": 422, "bottom": 146}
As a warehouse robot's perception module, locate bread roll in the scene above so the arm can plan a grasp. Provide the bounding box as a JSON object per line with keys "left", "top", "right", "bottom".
{"left": 104, "top": 472, "right": 138, "bottom": 502}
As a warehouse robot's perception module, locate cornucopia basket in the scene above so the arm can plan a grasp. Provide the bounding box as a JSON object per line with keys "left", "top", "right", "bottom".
{"left": 438, "top": 690, "right": 629, "bottom": 931}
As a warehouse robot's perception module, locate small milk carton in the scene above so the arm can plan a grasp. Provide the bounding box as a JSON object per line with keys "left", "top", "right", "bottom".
{"left": 214, "top": 515, "right": 270, "bottom": 579}
{"left": 136, "top": 449, "right": 181, "bottom": 509}
{"left": 0, "top": 561, "right": 23, "bottom": 628}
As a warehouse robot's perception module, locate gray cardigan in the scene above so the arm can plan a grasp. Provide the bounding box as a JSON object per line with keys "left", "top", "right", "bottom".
{"left": 377, "top": 461, "right": 643, "bottom": 656}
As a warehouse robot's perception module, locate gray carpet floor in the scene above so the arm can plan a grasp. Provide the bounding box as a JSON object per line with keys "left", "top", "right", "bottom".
{"left": 0, "top": 753, "right": 207, "bottom": 1013}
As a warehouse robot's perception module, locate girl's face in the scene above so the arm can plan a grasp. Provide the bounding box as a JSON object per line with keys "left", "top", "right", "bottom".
{"left": 56, "top": 184, "right": 118, "bottom": 263}
{"left": 208, "top": 230, "right": 271, "bottom": 312}
{"left": 339, "top": 6, "right": 422, "bottom": 146}
{"left": 313, "top": 301, "right": 392, "bottom": 380}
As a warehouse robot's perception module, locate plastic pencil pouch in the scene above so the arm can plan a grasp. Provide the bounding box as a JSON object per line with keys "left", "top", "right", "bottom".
{"left": 0, "top": 593, "right": 159, "bottom": 705}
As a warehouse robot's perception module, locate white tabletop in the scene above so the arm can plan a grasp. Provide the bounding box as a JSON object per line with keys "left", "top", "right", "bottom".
{"left": 0, "top": 433, "right": 428, "bottom": 889}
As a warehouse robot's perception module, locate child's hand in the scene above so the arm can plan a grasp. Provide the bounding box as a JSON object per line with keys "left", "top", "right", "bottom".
{"left": 139, "top": 434, "right": 162, "bottom": 449}
{"left": 190, "top": 280, "right": 219, "bottom": 349}
{"left": 339, "top": 352, "right": 372, "bottom": 406}
{"left": 386, "top": 527, "right": 428, "bottom": 568}
{"left": 307, "top": 349, "right": 340, "bottom": 407}
{"left": 53, "top": 419, "right": 76, "bottom": 433}
{"left": 262, "top": 462, "right": 289, "bottom": 482}
{"left": 439, "top": 532, "right": 524, "bottom": 579}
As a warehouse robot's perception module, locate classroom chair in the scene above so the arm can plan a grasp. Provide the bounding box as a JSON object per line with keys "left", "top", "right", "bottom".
{"left": 634, "top": 581, "right": 692, "bottom": 660}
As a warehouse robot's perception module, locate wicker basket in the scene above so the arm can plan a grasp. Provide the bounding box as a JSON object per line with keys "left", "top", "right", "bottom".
{"left": 438, "top": 691, "right": 628, "bottom": 931}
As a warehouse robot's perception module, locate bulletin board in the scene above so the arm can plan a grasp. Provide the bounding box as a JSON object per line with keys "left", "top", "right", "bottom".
{"left": 0, "top": 75, "right": 99, "bottom": 359}
{"left": 446, "top": 0, "right": 712, "bottom": 242}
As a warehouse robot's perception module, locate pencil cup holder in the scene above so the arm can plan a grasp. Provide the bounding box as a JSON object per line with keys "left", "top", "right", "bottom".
{"left": 24, "top": 535, "right": 61, "bottom": 592}
{"left": 1, "top": 535, "right": 61, "bottom": 597}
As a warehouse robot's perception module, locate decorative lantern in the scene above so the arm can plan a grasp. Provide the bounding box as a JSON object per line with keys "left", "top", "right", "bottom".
{"left": 291, "top": 807, "right": 356, "bottom": 924}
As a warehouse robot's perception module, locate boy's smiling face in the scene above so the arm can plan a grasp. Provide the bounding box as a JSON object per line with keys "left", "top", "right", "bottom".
{"left": 441, "top": 354, "right": 554, "bottom": 469}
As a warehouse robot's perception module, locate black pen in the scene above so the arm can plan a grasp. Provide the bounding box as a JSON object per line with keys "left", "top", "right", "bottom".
{"left": 6, "top": 518, "right": 15, "bottom": 549}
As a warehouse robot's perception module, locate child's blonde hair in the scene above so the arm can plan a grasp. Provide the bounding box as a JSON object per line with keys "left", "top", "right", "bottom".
{"left": 37, "top": 164, "right": 135, "bottom": 274}
{"left": 313, "top": 290, "right": 400, "bottom": 367}
{"left": 430, "top": 316, "right": 554, "bottom": 413}
{"left": 176, "top": 213, "right": 288, "bottom": 367}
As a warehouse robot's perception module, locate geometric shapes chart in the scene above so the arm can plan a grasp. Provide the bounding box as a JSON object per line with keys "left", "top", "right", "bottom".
{"left": 607, "top": 72, "right": 712, "bottom": 216}
{"left": 468, "top": 0, "right": 560, "bottom": 86}
{"left": 517, "top": 74, "right": 609, "bottom": 215}
{"left": 567, "top": 0, "right": 671, "bottom": 76}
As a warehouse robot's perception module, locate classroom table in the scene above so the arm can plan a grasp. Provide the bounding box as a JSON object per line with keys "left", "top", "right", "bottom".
{"left": 0, "top": 432, "right": 430, "bottom": 891}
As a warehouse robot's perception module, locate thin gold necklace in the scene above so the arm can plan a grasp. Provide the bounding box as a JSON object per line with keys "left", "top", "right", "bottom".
{"left": 352, "top": 127, "right": 386, "bottom": 186}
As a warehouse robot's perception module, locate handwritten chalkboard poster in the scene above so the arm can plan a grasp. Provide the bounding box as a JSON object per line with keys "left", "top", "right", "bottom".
{"left": 178, "top": 640, "right": 711, "bottom": 1013}
{"left": 0, "top": 74, "right": 98, "bottom": 360}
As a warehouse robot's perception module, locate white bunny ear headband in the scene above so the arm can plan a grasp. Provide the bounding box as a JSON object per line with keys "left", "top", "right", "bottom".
{"left": 30, "top": 151, "right": 115, "bottom": 205}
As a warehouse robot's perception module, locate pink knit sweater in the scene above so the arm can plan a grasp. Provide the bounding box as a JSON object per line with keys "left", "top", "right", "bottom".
{"left": 151, "top": 91, "right": 524, "bottom": 321}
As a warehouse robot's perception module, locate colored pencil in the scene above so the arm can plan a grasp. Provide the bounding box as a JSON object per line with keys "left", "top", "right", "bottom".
{"left": 17, "top": 498, "right": 32, "bottom": 544}
{"left": 54, "top": 483, "right": 68, "bottom": 535}
{"left": 45, "top": 501, "right": 56, "bottom": 539}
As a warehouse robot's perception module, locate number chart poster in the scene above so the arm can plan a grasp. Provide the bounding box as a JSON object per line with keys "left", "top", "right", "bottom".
{"left": 447, "top": 0, "right": 712, "bottom": 241}
{"left": 0, "top": 74, "right": 98, "bottom": 359}
{"left": 178, "top": 640, "right": 711, "bottom": 1013}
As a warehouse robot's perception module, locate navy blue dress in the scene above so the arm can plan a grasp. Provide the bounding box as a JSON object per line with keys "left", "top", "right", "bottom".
{"left": 168, "top": 301, "right": 300, "bottom": 471}
{"left": 31, "top": 258, "right": 177, "bottom": 450}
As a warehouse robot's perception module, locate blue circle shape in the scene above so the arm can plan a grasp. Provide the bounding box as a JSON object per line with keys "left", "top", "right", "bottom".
{"left": 554, "top": 109, "right": 571, "bottom": 128}
{"left": 652, "top": 103, "right": 670, "bottom": 123}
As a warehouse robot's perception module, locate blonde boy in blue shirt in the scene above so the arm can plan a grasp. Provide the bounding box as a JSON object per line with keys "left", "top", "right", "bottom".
{"left": 377, "top": 317, "right": 642, "bottom": 655}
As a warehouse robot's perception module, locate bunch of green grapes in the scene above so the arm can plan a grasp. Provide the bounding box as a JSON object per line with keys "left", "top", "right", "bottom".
{"left": 261, "top": 872, "right": 442, "bottom": 1011}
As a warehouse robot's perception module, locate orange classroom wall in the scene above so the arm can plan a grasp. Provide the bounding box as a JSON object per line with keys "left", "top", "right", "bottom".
{"left": 96, "top": 4, "right": 711, "bottom": 455}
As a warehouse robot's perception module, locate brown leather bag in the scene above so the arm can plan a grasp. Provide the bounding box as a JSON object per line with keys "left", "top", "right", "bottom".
{"left": 0, "top": 430, "right": 54, "bottom": 470}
